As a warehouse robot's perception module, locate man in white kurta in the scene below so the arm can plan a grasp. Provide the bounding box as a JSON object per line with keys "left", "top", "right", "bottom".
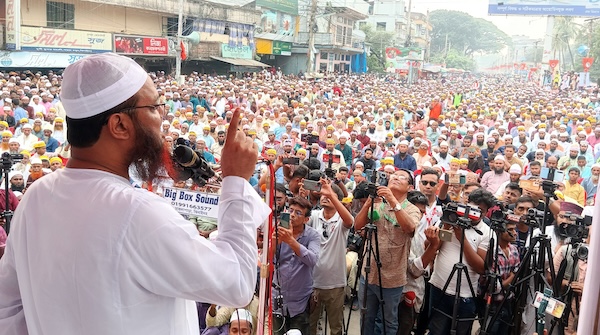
{"left": 0, "top": 53, "right": 270, "bottom": 335}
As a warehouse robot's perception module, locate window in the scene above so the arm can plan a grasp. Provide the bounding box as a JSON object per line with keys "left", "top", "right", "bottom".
{"left": 376, "top": 22, "right": 386, "bottom": 31}
{"left": 46, "top": 1, "right": 74, "bottom": 29}
{"left": 165, "top": 17, "right": 194, "bottom": 37}
{"left": 320, "top": 52, "right": 328, "bottom": 59}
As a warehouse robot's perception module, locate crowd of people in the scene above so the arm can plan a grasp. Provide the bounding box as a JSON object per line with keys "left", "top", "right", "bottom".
{"left": 0, "top": 65, "right": 598, "bottom": 335}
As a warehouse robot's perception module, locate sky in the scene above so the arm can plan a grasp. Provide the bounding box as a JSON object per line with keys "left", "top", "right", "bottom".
{"left": 411, "top": 0, "right": 548, "bottom": 39}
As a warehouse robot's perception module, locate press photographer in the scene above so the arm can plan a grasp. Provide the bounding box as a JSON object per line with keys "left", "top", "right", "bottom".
{"left": 428, "top": 189, "right": 495, "bottom": 335}
{"left": 354, "top": 169, "right": 420, "bottom": 335}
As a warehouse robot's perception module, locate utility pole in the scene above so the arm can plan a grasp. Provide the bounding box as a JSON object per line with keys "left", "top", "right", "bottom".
{"left": 175, "top": 0, "right": 184, "bottom": 81}
{"left": 584, "top": 18, "right": 599, "bottom": 56}
{"left": 306, "top": 0, "right": 318, "bottom": 74}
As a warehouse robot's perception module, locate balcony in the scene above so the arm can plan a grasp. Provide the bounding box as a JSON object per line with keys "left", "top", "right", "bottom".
{"left": 297, "top": 32, "right": 333, "bottom": 45}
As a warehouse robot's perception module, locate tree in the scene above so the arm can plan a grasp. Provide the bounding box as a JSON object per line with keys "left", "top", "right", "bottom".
{"left": 553, "top": 17, "right": 585, "bottom": 72}
{"left": 431, "top": 49, "right": 476, "bottom": 71}
{"left": 429, "top": 10, "right": 511, "bottom": 57}
{"left": 361, "top": 24, "right": 396, "bottom": 73}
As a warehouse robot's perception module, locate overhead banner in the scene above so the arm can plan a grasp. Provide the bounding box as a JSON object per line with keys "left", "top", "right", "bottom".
{"left": 19, "top": 27, "right": 113, "bottom": 54}
{"left": 0, "top": 51, "right": 88, "bottom": 68}
{"left": 114, "top": 35, "right": 168, "bottom": 55}
{"left": 163, "top": 187, "right": 219, "bottom": 219}
{"left": 221, "top": 44, "right": 252, "bottom": 59}
{"left": 488, "top": 0, "right": 600, "bottom": 17}
{"left": 5, "top": 0, "right": 21, "bottom": 50}
{"left": 256, "top": 0, "right": 298, "bottom": 15}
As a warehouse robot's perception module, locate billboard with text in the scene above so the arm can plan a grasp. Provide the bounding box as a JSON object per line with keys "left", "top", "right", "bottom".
{"left": 488, "top": 0, "right": 600, "bottom": 17}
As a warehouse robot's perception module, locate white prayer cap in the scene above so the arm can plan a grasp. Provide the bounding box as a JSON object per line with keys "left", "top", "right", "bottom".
{"left": 229, "top": 308, "right": 253, "bottom": 325}
{"left": 61, "top": 53, "right": 148, "bottom": 119}
{"left": 30, "top": 157, "right": 42, "bottom": 165}
{"left": 284, "top": 330, "right": 302, "bottom": 335}
{"left": 509, "top": 164, "right": 521, "bottom": 174}
{"left": 494, "top": 155, "right": 505, "bottom": 162}
{"left": 8, "top": 171, "right": 22, "bottom": 180}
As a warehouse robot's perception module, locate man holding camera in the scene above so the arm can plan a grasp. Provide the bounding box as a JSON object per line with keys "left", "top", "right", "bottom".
{"left": 272, "top": 197, "right": 320, "bottom": 335}
{"left": 354, "top": 169, "right": 420, "bottom": 335}
{"left": 428, "top": 189, "right": 494, "bottom": 335}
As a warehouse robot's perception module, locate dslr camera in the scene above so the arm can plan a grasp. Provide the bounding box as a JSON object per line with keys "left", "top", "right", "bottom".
{"left": 441, "top": 202, "right": 482, "bottom": 227}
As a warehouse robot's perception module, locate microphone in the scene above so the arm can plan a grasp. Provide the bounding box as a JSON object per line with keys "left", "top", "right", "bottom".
{"left": 173, "top": 144, "right": 215, "bottom": 186}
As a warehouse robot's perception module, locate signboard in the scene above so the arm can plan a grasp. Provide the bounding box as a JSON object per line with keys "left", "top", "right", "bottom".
{"left": 384, "top": 47, "right": 424, "bottom": 72}
{"left": 273, "top": 41, "right": 292, "bottom": 55}
{"left": 256, "top": 0, "right": 298, "bottom": 15}
{"left": 259, "top": 10, "right": 296, "bottom": 36}
{"left": 163, "top": 187, "right": 219, "bottom": 219}
{"left": 0, "top": 51, "right": 88, "bottom": 68}
{"left": 19, "top": 27, "right": 112, "bottom": 54}
{"left": 5, "top": 0, "right": 21, "bottom": 50}
{"left": 221, "top": 44, "right": 252, "bottom": 59}
{"left": 114, "top": 35, "right": 168, "bottom": 55}
{"left": 488, "top": 0, "right": 600, "bottom": 17}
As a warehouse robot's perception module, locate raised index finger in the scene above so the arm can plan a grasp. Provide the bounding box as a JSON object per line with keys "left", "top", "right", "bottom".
{"left": 225, "top": 107, "right": 241, "bottom": 144}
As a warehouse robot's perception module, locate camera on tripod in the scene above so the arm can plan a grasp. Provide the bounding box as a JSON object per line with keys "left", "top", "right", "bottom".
{"left": 364, "top": 169, "right": 389, "bottom": 198}
{"left": 521, "top": 208, "right": 545, "bottom": 227}
{"left": 558, "top": 214, "right": 591, "bottom": 240}
{"left": 0, "top": 152, "right": 23, "bottom": 169}
{"left": 440, "top": 202, "right": 481, "bottom": 227}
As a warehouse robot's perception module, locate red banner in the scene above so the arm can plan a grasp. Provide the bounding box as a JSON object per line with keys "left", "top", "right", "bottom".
{"left": 583, "top": 57, "right": 594, "bottom": 72}
{"left": 549, "top": 59, "right": 559, "bottom": 69}
{"left": 115, "top": 35, "right": 168, "bottom": 55}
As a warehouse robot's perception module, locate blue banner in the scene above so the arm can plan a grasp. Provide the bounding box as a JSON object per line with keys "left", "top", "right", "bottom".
{"left": 488, "top": 1, "right": 600, "bottom": 17}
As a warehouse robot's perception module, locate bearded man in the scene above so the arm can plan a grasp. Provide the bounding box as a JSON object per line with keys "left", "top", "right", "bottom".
{"left": 582, "top": 163, "right": 600, "bottom": 205}
{"left": 0, "top": 53, "right": 269, "bottom": 335}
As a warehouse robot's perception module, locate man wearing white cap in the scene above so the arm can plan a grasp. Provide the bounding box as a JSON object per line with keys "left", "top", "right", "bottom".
{"left": 228, "top": 309, "right": 253, "bottom": 335}
{"left": 558, "top": 144, "right": 580, "bottom": 171}
{"left": 494, "top": 164, "right": 523, "bottom": 199}
{"left": 480, "top": 155, "right": 510, "bottom": 194}
{"left": 0, "top": 53, "right": 270, "bottom": 335}
{"left": 433, "top": 141, "right": 454, "bottom": 170}
{"left": 16, "top": 123, "right": 37, "bottom": 152}
{"left": 582, "top": 163, "right": 599, "bottom": 205}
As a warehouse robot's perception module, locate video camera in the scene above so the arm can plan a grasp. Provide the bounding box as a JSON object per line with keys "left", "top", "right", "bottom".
{"left": 0, "top": 152, "right": 23, "bottom": 170}
{"left": 441, "top": 202, "right": 482, "bottom": 228}
{"left": 360, "top": 169, "right": 389, "bottom": 198}
{"left": 558, "top": 214, "right": 591, "bottom": 241}
{"left": 322, "top": 153, "right": 340, "bottom": 179}
{"left": 300, "top": 133, "right": 319, "bottom": 145}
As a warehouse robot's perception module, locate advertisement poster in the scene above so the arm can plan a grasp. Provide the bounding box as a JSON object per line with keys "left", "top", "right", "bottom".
{"left": 114, "top": 35, "right": 169, "bottom": 55}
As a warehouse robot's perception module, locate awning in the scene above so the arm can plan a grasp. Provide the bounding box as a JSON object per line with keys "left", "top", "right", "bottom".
{"left": 210, "top": 56, "right": 270, "bottom": 68}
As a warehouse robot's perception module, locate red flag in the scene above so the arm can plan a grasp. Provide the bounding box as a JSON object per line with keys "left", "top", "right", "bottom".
{"left": 180, "top": 41, "right": 187, "bottom": 61}
{"left": 549, "top": 59, "right": 559, "bottom": 69}
{"left": 583, "top": 57, "right": 594, "bottom": 72}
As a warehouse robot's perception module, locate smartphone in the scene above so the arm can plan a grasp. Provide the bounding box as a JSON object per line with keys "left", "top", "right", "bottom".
{"left": 303, "top": 179, "right": 322, "bottom": 192}
{"left": 279, "top": 212, "right": 290, "bottom": 229}
{"left": 365, "top": 169, "right": 374, "bottom": 181}
{"left": 439, "top": 229, "right": 453, "bottom": 242}
{"left": 282, "top": 157, "right": 300, "bottom": 165}
{"left": 540, "top": 167, "right": 564, "bottom": 182}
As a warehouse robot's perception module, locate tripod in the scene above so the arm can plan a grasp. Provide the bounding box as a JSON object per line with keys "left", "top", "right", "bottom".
{"left": 0, "top": 153, "right": 15, "bottom": 234}
{"left": 478, "top": 229, "right": 502, "bottom": 335}
{"left": 484, "top": 185, "right": 557, "bottom": 335}
{"left": 360, "top": 196, "right": 387, "bottom": 335}
{"left": 547, "top": 243, "right": 583, "bottom": 335}
{"left": 432, "top": 218, "right": 482, "bottom": 335}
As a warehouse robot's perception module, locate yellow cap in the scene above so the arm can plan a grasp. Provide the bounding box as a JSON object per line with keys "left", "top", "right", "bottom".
{"left": 33, "top": 141, "right": 46, "bottom": 149}
{"left": 266, "top": 148, "right": 277, "bottom": 155}
{"left": 49, "top": 157, "right": 62, "bottom": 165}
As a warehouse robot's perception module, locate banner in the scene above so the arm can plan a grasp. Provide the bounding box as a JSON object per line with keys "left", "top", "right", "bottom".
{"left": 384, "top": 47, "right": 424, "bottom": 72}
{"left": 0, "top": 51, "right": 88, "bottom": 68}
{"left": 256, "top": 0, "right": 298, "bottom": 16}
{"left": 114, "top": 35, "right": 168, "bottom": 55}
{"left": 163, "top": 187, "right": 219, "bottom": 219}
{"left": 258, "top": 10, "right": 296, "bottom": 36}
{"left": 5, "top": 0, "right": 21, "bottom": 50}
{"left": 488, "top": 0, "right": 600, "bottom": 17}
{"left": 19, "top": 27, "right": 112, "bottom": 54}
{"left": 549, "top": 59, "right": 559, "bottom": 69}
{"left": 221, "top": 44, "right": 252, "bottom": 59}
{"left": 583, "top": 57, "right": 594, "bottom": 72}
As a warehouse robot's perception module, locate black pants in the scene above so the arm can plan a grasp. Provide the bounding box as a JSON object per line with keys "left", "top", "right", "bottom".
{"left": 273, "top": 307, "right": 310, "bottom": 335}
